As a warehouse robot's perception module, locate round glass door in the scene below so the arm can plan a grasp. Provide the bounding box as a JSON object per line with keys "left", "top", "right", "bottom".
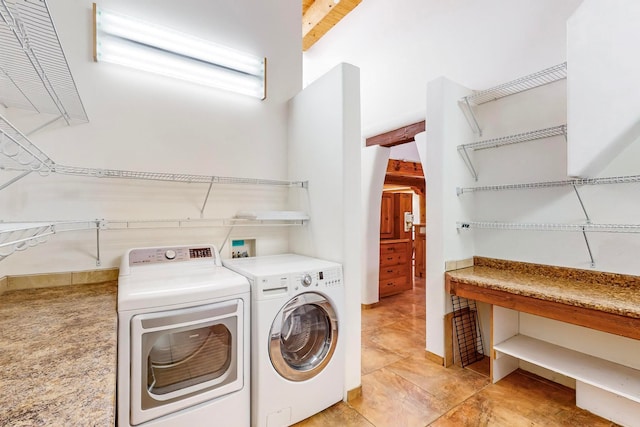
{"left": 269, "top": 292, "right": 338, "bottom": 381}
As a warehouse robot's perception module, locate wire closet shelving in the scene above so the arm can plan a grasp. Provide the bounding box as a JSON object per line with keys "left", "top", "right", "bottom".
{"left": 0, "top": 0, "right": 88, "bottom": 124}
{"left": 454, "top": 61, "right": 640, "bottom": 268}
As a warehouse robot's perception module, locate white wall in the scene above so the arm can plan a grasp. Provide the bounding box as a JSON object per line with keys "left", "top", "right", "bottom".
{"left": 361, "top": 145, "right": 389, "bottom": 305}
{"left": 423, "top": 78, "right": 476, "bottom": 358}
{"left": 287, "top": 63, "right": 363, "bottom": 395}
{"left": 567, "top": 0, "right": 640, "bottom": 177}
{"left": 303, "top": 0, "right": 582, "bottom": 138}
{"left": 1, "top": 0, "right": 301, "bottom": 276}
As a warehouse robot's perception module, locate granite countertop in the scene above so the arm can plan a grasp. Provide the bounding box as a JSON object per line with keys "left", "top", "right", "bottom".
{"left": 446, "top": 257, "right": 640, "bottom": 319}
{"left": 0, "top": 282, "right": 117, "bottom": 426}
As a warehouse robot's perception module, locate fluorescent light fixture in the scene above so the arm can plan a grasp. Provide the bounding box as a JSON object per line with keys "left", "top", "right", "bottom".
{"left": 92, "top": 4, "right": 266, "bottom": 99}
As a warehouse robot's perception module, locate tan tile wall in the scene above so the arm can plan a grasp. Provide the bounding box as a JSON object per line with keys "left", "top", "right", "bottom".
{"left": 5, "top": 268, "right": 119, "bottom": 292}
{"left": 444, "top": 257, "right": 474, "bottom": 272}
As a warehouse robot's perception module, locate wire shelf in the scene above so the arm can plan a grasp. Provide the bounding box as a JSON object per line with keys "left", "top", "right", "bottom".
{"left": 461, "top": 63, "right": 567, "bottom": 106}
{"left": 457, "top": 125, "right": 567, "bottom": 181}
{"left": 0, "top": 0, "right": 88, "bottom": 124}
{"left": 457, "top": 174, "right": 640, "bottom": 195}
{"left": 457, "top": 221, "right": 640, "bottom": 234}
{"left": 51, "top": 164, "right": 305, "bottom": 187}
{"left": 458, "top": 125, "right": 567, "bottom": 152}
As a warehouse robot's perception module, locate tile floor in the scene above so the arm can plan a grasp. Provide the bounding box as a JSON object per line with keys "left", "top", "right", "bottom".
{"left": 294, "top": 278, "right": 617, "bottom": 427}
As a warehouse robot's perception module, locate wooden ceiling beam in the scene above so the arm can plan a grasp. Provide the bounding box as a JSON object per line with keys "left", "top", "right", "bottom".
{"left": 303, "top": 0, "right": 362, "bottom": 51}
{"left": 366, "top": 120, "right": 426, "bottom": 147}
{"left": 386, "top": 159, "right": 424, "bottom": 178}
{"left": 384, "top": 174, "right": 425, "bottom": 196}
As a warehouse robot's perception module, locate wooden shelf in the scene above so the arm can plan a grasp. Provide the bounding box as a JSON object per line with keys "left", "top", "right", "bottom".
{"left": 494, "top": 334, "right": 640, "bottom": 404}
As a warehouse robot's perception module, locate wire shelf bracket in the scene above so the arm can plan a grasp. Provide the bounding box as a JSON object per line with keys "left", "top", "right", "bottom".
{"left": 456, "top": 125, "right": 567, "bottom": 181}
{"left": 458, "top": 63, "right": 567, "bottom": 136}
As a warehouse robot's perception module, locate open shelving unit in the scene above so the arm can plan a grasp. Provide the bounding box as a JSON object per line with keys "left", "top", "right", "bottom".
{"left": 455, "top": 62, "right": 640, "bottom": 268}
{"left": 494, "top": 334, "right": 640, "bottom": 405}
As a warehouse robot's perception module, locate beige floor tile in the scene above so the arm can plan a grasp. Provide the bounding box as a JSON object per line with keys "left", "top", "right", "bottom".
{"left": 293, "top": 402, "right": 374, "bottom": 427}
{"left": 350, "top": 369, "right": 450, "bottom": 427}
{"left": 386, "top": 355, "right": 489, "bottom": 408}
{"left": 361, "top": 336, "right": 405, "bottom": 374}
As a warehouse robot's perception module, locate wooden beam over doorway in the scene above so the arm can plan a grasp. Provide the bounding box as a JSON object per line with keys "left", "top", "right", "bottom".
{"left": 366, "top": 120, "right": 426, "bottom": 147}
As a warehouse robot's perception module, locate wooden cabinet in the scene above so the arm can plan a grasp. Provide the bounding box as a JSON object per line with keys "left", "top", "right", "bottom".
{"left": 380, "top": 193, "right": 394, "bottom": 239}
{"left": 379, "top": 239, "right": 412, "bottom": 297}
{"left": 393, "top": 193, "right": 412, "bottom": 240}
{"left": 414, "top": 224, "right": 425, "bottom": 278}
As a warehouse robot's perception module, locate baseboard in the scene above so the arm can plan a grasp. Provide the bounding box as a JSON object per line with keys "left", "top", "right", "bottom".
{"left": 361, "top": 302, "right": 380, "bottom": 310}
{"left": 0, "top": 276, "right": 7, "bottom": 295}
{"left": 5, "top": 268, "right": 119, "bottom": 292}
{"left": 346, "top": 385, "right": 362, "bottom": 402}
{"left": 425, "top": 350, "right": 445, "bottom": 366}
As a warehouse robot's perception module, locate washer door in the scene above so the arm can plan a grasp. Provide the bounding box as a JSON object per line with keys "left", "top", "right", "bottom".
{"left": 269, "top": 292, "right": 338, "bottom": 381}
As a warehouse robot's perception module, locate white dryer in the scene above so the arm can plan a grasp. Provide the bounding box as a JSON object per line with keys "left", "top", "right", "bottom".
{"left": 118, "top": 244, "right": 250, "bottom": 427}
{"left": 223, "top": 254, "right": 345, "bottom": 427}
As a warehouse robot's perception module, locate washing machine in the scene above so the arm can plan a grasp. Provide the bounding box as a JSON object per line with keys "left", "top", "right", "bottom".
{"left": 117, "top": 244, "right": 250, "bottom": 427}
{"left": 223, "top": 254, "right": 345, "bottom": 427}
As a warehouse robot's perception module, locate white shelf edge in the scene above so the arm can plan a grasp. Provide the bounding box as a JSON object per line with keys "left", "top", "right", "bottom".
{"left": 457, "top": 125, "right": 567, "bottom": 153}
{"left": 457, "top": 174, "right": 640, "bottom": 195}
{"left": 456, "top": 221, "right": 640, "bottom": 233}
{"left": 494, "top": 334, "right": 640, "bottom": 404}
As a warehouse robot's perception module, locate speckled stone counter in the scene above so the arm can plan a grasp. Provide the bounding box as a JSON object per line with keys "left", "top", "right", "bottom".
{"left": 446, "top": 257, "right": 640, "bottom": 340}
{"left": 0, "top": 282, "right": 117, "bottom": 426}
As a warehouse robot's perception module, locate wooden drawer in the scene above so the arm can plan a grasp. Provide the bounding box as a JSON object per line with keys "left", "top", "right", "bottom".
{"left": 379, "top": 276, "right": 411, "bottom": 297}
{"left": 379, "top": 265, "right": 406, "bottom": 280}
{"left": 380, "top": 251, "right": 408, "bottom": 266}
{"left": 380, "top": 242, "right": 407, "bottom": 255}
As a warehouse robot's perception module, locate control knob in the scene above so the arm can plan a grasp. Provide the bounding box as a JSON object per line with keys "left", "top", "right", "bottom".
{"left": 164, "top": 249, "right": 177, "bottom": 260}
{"left": 301, "top": 273, "right": 313, "bottom": 287}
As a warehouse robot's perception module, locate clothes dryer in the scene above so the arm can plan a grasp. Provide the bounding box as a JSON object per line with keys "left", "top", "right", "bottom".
{"left": 223, "top": 254, "right": 345, "bottom": 427}
{"left": 118, "top": 244, "right": 250, "bottom": 427}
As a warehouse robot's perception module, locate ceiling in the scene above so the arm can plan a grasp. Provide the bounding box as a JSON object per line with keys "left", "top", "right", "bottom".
{"left": 302, "top": 0, "right": 361, "bottom": 51}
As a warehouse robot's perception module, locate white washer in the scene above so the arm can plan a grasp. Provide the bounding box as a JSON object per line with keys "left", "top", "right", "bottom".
{"left": 118, "top": 244, "right": 250, "bottom": 427}
{"left": 223, "top": 254, "right": 345, "bottom": 427}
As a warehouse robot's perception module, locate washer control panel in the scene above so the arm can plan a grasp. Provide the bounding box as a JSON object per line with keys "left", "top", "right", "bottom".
{"left": 129, "top": 246, "right": 214, "bottom": 266}
{"left": 256, "top": 266, "right": 343, "bottom": 298}
{"left": 293, "top": 266, "right": 343, "bottom": 291}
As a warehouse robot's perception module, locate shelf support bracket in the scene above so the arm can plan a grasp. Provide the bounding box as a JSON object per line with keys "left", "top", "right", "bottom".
{"left": 95, "top": 220, "right": 103, "bottom": 266}
{"left": 200, "top": 178, "right": 215, "bottom": 218}
{"left": 572, "top": 185, "right": 591, "bottom": 224}
{"left": 0, "top": 169, "right": 32, "bottom": 191}
{"left": 581, "top": 226, "right": 595, "bottom": 268}
{"left": 459, "top": 97, "right": 482, "bottom": 136}
{"left": 458, "top": 147, "right": 478, "bottom": 181}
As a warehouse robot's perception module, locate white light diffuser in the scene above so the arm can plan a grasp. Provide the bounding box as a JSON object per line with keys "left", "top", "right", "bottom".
{"left": 93, "top": 4, "right": 266, "bottom": 99}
